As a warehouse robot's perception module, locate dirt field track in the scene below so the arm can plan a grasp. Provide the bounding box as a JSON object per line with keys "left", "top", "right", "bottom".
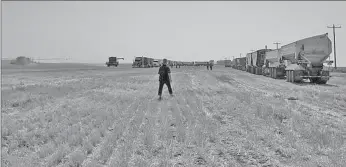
{"left": 2, "top": 63, "right": 346, "bottom": 167}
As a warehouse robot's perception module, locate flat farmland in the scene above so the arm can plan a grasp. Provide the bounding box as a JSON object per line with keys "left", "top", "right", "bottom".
{"left": 2, "top": 63, "right": 346, "bottom": 167}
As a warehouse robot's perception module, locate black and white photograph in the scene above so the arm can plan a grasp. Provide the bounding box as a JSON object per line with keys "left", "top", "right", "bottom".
{"left": 1, "top": 1, "right": 346, "bottom": 167}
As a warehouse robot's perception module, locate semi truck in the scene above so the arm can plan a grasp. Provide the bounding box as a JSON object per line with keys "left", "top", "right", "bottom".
{"left": 132, "top": 57, "right": 152, "bottom": 68}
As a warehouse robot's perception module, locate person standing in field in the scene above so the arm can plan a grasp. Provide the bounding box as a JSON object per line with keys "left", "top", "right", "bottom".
{"left": 210, "top": 61, "right": 213, "bottom": 70}
{"left": 158, "top": 59, "right": 173, "bottom": 100}
{"left": 207, "top": 63, "right": 209, "bottom": 70}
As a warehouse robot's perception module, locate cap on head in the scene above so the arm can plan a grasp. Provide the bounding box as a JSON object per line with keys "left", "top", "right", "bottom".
{"left": 163, "top": 59, "right": 167, "bottom": 64}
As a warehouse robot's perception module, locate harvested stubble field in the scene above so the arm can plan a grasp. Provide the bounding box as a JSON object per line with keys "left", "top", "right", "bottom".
{"left": 2, "top": 63, "right": 346, "bottom": 167}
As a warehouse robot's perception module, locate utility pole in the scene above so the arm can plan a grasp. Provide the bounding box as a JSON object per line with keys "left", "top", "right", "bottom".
{"left": 273, "top": 42, "right": 281, "bottom": 49}
{"left": 327, "top": 24, "right": 341, "bottom": 69}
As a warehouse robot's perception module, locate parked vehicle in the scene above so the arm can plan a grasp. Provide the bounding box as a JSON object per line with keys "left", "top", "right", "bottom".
{"left": 235, "top": 57, "right": 246, "bottom": 71}
{"left": 132, "top": 57, "right": 151, "bottom": 68}
{"left": 244, "top": 33, "right": 332, "bottom": 84}
{"left": 225, "top": 60, "right": 232, "bottom": 67}
{"left": 106, "top": 57, "right": 124, "bottom": 67}
{"left": 246, "top": 47, "right": 272, "bottom": 75}
{"left": 153, "top": 59, "right": 160, "bottom": 67}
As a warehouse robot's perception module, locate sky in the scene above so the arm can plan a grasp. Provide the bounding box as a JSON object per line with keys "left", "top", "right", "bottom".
{"left": 1, "top": 1, "right": 346, "bottom": 66}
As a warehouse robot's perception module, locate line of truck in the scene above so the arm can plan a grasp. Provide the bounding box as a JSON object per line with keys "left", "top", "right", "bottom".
{"left": 229, "top": 33, "right": 333, "bottom": 84}
{"left": 131, "top": 56, "right": 215, "bottom": 68}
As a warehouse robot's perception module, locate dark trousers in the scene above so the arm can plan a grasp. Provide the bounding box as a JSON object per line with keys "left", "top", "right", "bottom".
{"left": 210, "top": 66, "right": 213, "bottom": 70}
{"left": 207, "top": 66, "right": 209, "bottom": 70}
{"left": 158, "top": 81, "right": 173, "bottom": 96}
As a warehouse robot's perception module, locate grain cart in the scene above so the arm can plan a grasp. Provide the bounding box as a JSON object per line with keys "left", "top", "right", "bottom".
{"left": 225, "top": 60, "right": 232, "bottom": 67}
{"left": 106, "top": 57, "right": 124, "bottom": 67}
{"left": 280, "top": 33, "right": 332, "bottom": 84}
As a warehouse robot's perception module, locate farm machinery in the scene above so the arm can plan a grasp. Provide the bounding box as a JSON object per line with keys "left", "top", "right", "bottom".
{"left": 246, "top": 47, "right": 272, "bottom": 75}
{"left": 194, "top": 61, "right": 209, "bottom": 66}
{"left": 209, "top": 60, "right": 215, "bottom": 66}
{"left": 225, "top": 60, "right": 232, "bottom": 67}
{"left": 244, "top": 33, "right": 333, "bottom": 84}
{"left": 132, "top": 56, "right": 153, "bottom": 68}
{"left": 234, "top": 57, "right": 246, "bottom": 71}
{"left": 153, "top": 59, "right": 160, "bottom": 67}
{"left": 106, "top": 57, "right": 124, "bottom": 67}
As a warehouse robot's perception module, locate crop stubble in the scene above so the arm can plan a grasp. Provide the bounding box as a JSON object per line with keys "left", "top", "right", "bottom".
{"left": 2, "top": 65, "right": 346, "bottom": 167}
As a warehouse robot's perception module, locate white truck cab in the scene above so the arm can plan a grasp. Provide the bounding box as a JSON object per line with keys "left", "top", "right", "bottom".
{"left": 153, "top": 59, "right": 160, "bottom": 67}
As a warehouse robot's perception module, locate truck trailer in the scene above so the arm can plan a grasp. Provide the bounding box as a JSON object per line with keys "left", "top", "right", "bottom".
{"left": 225, "top": 60, "right": 232, "bottom": 67}
{"left": 265, "top": 33, "right": 332, "bottom": 84}
{"left": 236, "top": 57, "right": 246, "bottom": 71}
{"left": 246, "top": 48, "right": 271, "bottom": 75}
{"left": 132, "top": 57, "right": 152, "bottom": 68}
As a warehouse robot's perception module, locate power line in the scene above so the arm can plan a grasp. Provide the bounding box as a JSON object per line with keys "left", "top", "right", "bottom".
{"left": 273, "top": 42, "right": 281, "bottom": 49}
{"left": 327, "top": 24, "right": 341, "bottom": 69}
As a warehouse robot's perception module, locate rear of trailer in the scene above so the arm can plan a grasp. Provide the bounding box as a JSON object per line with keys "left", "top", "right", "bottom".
{"left": 225, "top": 60, "right": 232, "bottom": 67}
{"left": 263, "top": 49, "right": 286, "bottom": 79}
{"left": 280, "top": 33, "right": 332, "bottom": 84}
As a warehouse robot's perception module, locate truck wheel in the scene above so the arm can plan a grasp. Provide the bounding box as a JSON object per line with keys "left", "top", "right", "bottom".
{"left": 309, "top": 78, "right": 317, "bottom": 83}
{"left": 286, "top": 71, "right": 290, "bottom": 82}
{"left": 317, "top": 79, "right": 327, "bottom": 84}
{"left": 311, "top": 78, "right": 327, "bottom": 84}
{"left": 291, "top": 70, "right": 296, "bottom": 82}
{"left": 273, "top": 68, "right": 277, "bottom": 79}
{"left": 270, "top": 68, "right": 273, "bottom": 78}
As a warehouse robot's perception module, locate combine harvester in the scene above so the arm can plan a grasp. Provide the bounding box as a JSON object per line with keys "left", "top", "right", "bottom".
{"left": 106, "top": 57, "right": 124, "bottom": 67}
{"left": 264, "top": 33, "right": 332, "bottom": 84}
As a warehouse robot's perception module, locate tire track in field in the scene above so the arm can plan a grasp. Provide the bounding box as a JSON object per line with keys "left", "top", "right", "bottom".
{"left": 207, "top": 69, "right": 344, "bottom": 166}
{"left": 41, "top": 93, "right": 125, "bottom": 167}
{"left": 228, "top": 69, "right": 346, "bottom": 124}
{"left": 172, "top": 71, "right": 215, "bottom": 166}
{"left": 192, "top": 72, "right": 237, "bottom": 167}
{"left": 106, "top": 97, "right": 155, "bottom": 166}
{"left": 192, "top": 71, "right": 275, "bottom": 167}
{"left": 81, "top": 96, "right": 143, "bottom": 167}
{"left": 227, "top": 71, "right": 345, "bottom": 126}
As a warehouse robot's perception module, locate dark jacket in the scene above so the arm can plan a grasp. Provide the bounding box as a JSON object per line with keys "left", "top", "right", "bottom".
{"left": 158, "top": 64, "right": 171, "bottom": 82}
